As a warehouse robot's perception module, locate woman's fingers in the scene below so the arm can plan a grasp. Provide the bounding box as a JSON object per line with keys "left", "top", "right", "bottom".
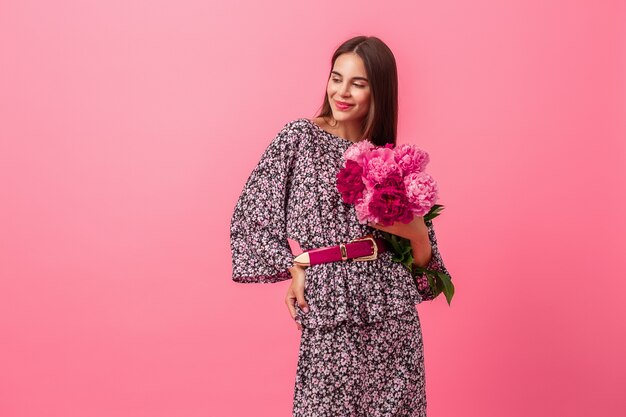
{"left": 288, "top": 284, "right": 308, "bottom": 330}
{"left": 285, "top": 265, "right": 309, "bottom": 331}
{"left": 291, "top": 267, "right": 309, "bottom": 312}
{"left": 296, "top": 288, "right": 309, "bottom": 314}
{"left": 285, "top": 291, "right": 297, "bottom": 319}
{"left": 285, "top": 288, "right": 302, "bottom": 331}
{"left": 295, "top": 287, "right": 307, "bottom": 331}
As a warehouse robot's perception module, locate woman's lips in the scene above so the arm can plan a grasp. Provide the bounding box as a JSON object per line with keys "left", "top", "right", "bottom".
{"left": 335, "top": 101, "right": 353, "bottom": 111}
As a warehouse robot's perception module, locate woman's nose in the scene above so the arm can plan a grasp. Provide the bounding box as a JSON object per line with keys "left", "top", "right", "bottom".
{"left": 339, "top": 82, "right": 350, "bottom": 96}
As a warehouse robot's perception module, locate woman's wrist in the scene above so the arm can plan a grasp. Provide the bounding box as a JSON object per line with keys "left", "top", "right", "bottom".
{"left": 289, "top": 263, "right": 306, "bottom": 275}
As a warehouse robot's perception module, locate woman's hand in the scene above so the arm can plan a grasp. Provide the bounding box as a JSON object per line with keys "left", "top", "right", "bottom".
{"left": 367, "top": 215, "right": 428, "bottom": 241}
{"left": 285, "top": 264, "right": 309, "bottom": 331}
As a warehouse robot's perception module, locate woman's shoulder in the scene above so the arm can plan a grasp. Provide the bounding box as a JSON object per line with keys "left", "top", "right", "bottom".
{"left": 278, "top": 117, "right": 318, "bottom": 133}
{"left": 257, "top": 118, "right": 310, "bottom": 156}
{"left": 269, "top": 117, "right": 321, "bottom": 146}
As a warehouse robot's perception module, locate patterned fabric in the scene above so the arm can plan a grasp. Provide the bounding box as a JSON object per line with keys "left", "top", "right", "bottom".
{"left": 229, "top": 118, "right": 452, "bottom": 328}
{"left": 293, "top": 308, "right": 427, "bottom": 417}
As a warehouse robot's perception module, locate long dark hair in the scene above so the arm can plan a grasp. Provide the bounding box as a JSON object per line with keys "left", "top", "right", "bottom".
{"left": 315, "top": 36, "right": 398, "bottom": 146}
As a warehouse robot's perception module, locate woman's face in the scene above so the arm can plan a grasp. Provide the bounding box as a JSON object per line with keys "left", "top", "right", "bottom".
{"left": 326, "top": 52, "right": 371, "bottom": 124}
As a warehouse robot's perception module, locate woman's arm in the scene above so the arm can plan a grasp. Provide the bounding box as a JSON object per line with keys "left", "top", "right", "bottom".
{"left": 367, "top": 216, "right": 451, "bottom": 301}
{"left": 412, "top": 219, "right": 452, "bottom": 301}
{"left": 410, "top": 228, "right": 432, "bottom": 268}
{"left": 229, "top": 120, "right": 300, "bottom": 283}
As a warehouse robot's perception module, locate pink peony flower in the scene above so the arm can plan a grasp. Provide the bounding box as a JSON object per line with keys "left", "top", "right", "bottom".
{"left": 342, "top": 140, "right": 375, "bottom": 164}
{"left": 361, "top": 147, "right": 400, "bottom": 190}
{"left": 368, "top": 184, "right": 414, "bottom": 227}
{"left": 336, "top": 160, "right": 364, "bottom": 204}
{"left": 404, "top": 171, "right": 438, "bottom": 216}
{"left": 354, "top": 189, "right": 373, "bottom": 223}
{"left": 394, "top": 144, "right": 429, "bottom": 175}
{"left": 376, "top": 170, "right": 404, "bottom": 190}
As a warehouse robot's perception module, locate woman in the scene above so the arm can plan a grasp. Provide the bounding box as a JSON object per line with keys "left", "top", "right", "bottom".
{"left": 230, "top": 35, "right": 451, "bottom": 417}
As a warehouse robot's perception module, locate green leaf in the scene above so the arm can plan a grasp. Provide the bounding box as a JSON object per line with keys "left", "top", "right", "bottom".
{"left": 423, "top": 204, "right": 445, "bottom": 222}
{"left": 437, "top": 272, "right": 455, "bottom": 305}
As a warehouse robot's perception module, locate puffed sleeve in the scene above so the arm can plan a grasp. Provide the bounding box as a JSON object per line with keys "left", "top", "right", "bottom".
{"left": 415, "top": 219, "right": 452, "bottom": 301}
{"left": 229, "top": 122, "right": 299, "bottom": 283}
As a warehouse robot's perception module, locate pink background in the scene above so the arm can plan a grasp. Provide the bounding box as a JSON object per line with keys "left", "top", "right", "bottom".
{"left": 1, "top": 1, "right": 625, "bottom": 416}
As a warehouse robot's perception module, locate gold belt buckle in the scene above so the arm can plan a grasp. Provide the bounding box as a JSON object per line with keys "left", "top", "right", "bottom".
{"left": 349, "top": 236, "right": 378, "bottom": 261}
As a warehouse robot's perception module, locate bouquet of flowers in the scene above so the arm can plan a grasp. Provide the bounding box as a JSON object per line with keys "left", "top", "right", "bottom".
{"left": 336, "top": 141, "right": 454, "bottom": 304}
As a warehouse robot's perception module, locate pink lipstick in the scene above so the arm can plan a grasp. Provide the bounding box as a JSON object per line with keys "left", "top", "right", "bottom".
{"left": 335, "top": 101, "right": 353, "bottom": 111}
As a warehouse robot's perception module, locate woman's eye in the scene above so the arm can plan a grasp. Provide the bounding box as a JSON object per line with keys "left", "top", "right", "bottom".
{"left": 331, "top": 79, "right": 365, "bottom": 88}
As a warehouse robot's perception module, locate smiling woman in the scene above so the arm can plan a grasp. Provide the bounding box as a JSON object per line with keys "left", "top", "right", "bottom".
{"left": 313, "top": 36, "right": 399, "bottom": 148}
{"left": 229, "top": 35, "right": 451, "bottom": 417}
{"left": 325, "top": 54, "right": 372, "bottom": 126}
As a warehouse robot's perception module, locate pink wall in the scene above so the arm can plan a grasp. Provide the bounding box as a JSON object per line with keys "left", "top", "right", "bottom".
{"left": 1, "top": 1, "right": 625, "bottom": 416}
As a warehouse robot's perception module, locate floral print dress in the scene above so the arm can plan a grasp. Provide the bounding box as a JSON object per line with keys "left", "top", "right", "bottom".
{"left": 230, "top": 118, "right": 452, "bottom": 416}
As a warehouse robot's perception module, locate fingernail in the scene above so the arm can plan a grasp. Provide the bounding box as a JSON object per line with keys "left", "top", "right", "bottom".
{"left": 303, "top": 306, "right": 309, "bottom": 313}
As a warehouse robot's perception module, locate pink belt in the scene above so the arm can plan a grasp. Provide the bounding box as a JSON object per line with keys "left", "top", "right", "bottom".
{"left": 292, "top": 234, "right": 388, "bottom": 267}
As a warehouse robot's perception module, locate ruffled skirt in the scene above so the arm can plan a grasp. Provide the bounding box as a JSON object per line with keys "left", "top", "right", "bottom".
{"left": 292, "top": 308, "right": 427, "bottom": 417}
